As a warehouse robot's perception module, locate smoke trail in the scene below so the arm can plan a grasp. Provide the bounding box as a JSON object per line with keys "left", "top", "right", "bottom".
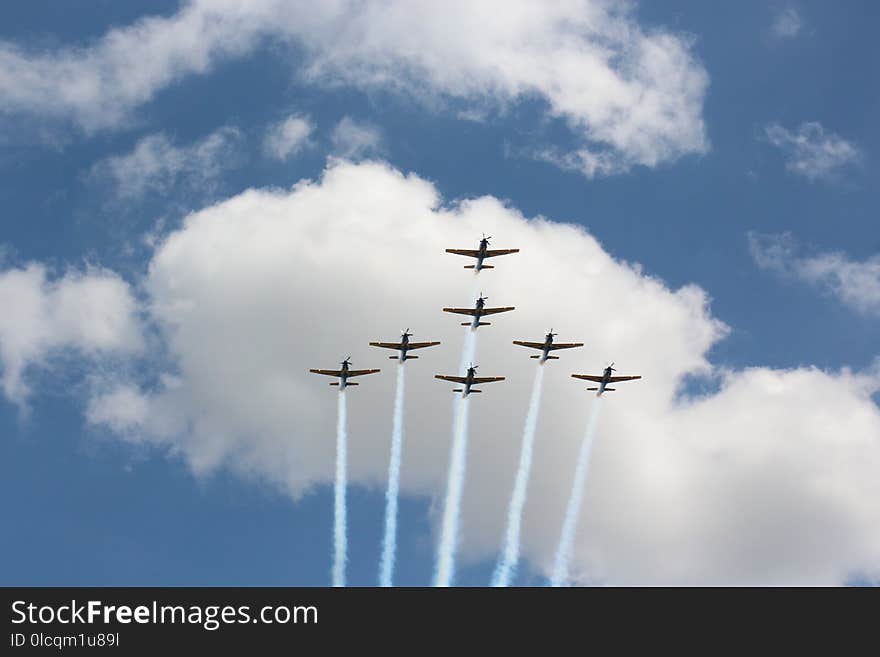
{"left": 458, "top": 327, "right": 479, "bottom": 374}
{"left": 491, "top": 363, "right": 546, "bottom": 586}
{"left": 378, "top": 363, "right": 406, "bottom": 587}
{"left": 434, "top": 394, "right": 471, "bottom": 586}
{"left": 433, "top": 275, "right": 484, "bottom": 586}
{"left": 550, "top": 400, "right": 602, "bottom": 587}
{"left": 434, "top": 327, "right": 479, "bottom": 587}
{"left": 332, "top": 390, "right": 348, "bottom": 587}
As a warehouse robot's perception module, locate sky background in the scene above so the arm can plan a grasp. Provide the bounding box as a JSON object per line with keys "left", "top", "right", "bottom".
{"left": 1, "top": 1, "right": 878, "bottom": 586}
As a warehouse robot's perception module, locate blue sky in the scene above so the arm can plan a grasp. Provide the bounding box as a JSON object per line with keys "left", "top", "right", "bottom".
{"left": 1, "top": 1, "right": 878, "bottom": 586}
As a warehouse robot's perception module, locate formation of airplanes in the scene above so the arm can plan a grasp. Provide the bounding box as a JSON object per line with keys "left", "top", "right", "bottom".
{"left": 309, "top": 236, "right": 642, "bottom": 397}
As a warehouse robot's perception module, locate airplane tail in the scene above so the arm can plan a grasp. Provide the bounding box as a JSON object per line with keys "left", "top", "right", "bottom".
{"left": 331, "top": 382, "right": 358, "bottom": 386}
{"left": 464, "top": 321, "right": 491, "bottom": 326}
{"left": 464, "top": 264, "right": 494, "bottom": 269}
{"left": 586, "top": 387, "right": 598, "bottom": 391}
{"left": 587, "top": 386, "right": 612, "bottom": 392}
{"left": 530, "top": 355, "right": 541, "bottom": 359}
{"left": 453, "top": 389, "right": 463, "bottom": 392}
{"left": 469, "top": 389, "right": 482, "bottom": 393}
{"left": 532, "top": 355, "right": 558, "bottom": 359}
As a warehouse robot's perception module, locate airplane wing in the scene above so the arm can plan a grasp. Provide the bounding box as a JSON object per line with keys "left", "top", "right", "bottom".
{"left": 547, "top": 342, "right": 584, "bottom": 350}
{"left": 435, "top": 375, "right": 467, "bottom": 383}
{"left": 571, "top": 374, "right": 604, "bottom": 382}
{"left": 443, "top": 308, "right": 477, "bottom": 316}
{"left": 406, "top": 341, "right": 441, "bottom": 350}
{"left": 369, "top": 341, "right": 403, "bottom": 350}
{"left": 346, "top": 369, "right": 381, "bottom": 377}
{"left": 479, "top": 306, "right": 515, "bottom": 316}
{"left": 482, "top": 249, "right": 520, "bottom": 258}
{"left": 310, "top": 369, "right": 344, "bottom": 377}
{"left": 512, "top": 341, "right": 546, "bottom": 350}
{"left": 445, "top": 249, "right": 480, "bottom": 258}
{"left": 608, "top": 375, "right": 642, "bottom": 382}
{"left": 471, "top": 376, "right": 505, "bottom": 384}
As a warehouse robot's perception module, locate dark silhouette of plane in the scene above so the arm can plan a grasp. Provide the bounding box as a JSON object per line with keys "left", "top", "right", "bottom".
{"left": 445, "top": 234, "right": 519, "bottom": 271}
{"left": 309, "top": 357, "right": 380, "bottom": 390}
{"left": 513, "top": 329, "right": 584, "bottom": 363}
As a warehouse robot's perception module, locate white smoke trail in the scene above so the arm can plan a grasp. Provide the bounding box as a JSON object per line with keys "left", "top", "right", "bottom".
{"left": 434, "top": 327, "right": 479, "bottom": 587}
{"left": 491, "top": 363, "right": 546, "bottom": 586}
{"left": 434, "top": 393, "right": 471, "bottom": 587}
{"left": 378, "top": 363, "right": 406, "bottom": 587}
{"left": 332, "top": 390, "right": 348, "bottom": 587}
{"left": 458, "top": 328, "right": 479, "bottom": 374}
{"left": 433, "top": 273, "right": 485, "bottom": 586}
{"left": 550, "top": 400, "right": 602, "bottom": 587}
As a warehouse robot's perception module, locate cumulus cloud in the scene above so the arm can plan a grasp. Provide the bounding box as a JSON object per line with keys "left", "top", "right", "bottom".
{"left": 750, "top": 232, "right": 880, "bottom": 316}
{"left": 89, "top": 127, "right": 243, "bottom": 200}
{"left": 763, "top": 122, "right": 860, "bottom": 182}
{"left": 330, "top": 117, "right": 383, "bottom": 159}
{"left": 0, "top": 264, "right": 142, "bottom": 405}
{"left": 771, "top": 7, "right": 803, "bottom": 39}
{"left": 0, "top": 0, "right": 708, "bottom": 176}
{"left": 82, "top": 161, "right": 880, "bottom": 584}
{"left": 263, "top": 115, "right": 314, "bottom": 161}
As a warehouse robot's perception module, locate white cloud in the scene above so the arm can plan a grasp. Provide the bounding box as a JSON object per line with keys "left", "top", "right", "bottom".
{"left": 0, "top": 0, "right": 709, "bottom": 176}
{"left": 89, "top": 127, "right": 243, "bottom": 199}
{"left": 330, "top": 117, "right": 383, "bottom": 159}
{"left": 750, "top": 232, "right": 880, "bottom": 316}
{"left": 0, "top": 264, "right": 142, "bottom": 405}
{"left": 771, "top": 7, "right": 803, "bottom": 39}
{"left": 83, "top": 161, "right": 880, "bottom": 584}
{"left": 763, "top": 122, "right": 860, "bottom": 182}
{"left": 263, "top": 115, "right": 314, "bottom": 161}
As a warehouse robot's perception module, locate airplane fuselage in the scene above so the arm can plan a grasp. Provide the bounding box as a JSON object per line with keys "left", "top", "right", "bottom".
{"left": 537, "top": 333, "right": 556, "bottom": 363}
{"left": 468, "top": 299, "right": 487, "bottom": 329}
{"left": 459, "top": 370, "right": 478, "bottom": 397}
{"left": 473, "top": 248, "right": 488, "bottom": 271}
{"left": 467, "top": 239, "right": 491, "bottom": 271}
{"left": 337, "top": 362, "right": 351, "bottom": 389}
{"left": 595, "top": 367, "right": 614, "bottom": 396}
{"left": 396, "top": 334, "right": 411, "bottom": 362}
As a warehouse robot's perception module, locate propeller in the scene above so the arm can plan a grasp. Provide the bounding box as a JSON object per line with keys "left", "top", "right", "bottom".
{"left": 608, "top": 361, "right": 616, "bottom": 371}
{"left": 482, "top": 232, "right": 492, "bottom": 243}
{"left": 401, "top": 327, "right": 412, "bottom": 336}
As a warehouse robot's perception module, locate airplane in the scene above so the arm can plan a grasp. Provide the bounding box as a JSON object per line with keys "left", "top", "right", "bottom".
{"left": 571, "top": 363, "right": 641, "bottom": 396}
{"left": 435, "top": 364, "right": 505, "bottom": 397}
{"left": 512, "top": 329, "right": 584, "bottom": 363}
{"left": 309, "top": 357, "right": 380, "bottom": 390}
{"left": 442, "top": 293, "right": 514, "bottom": 329}
{"left": 369, "top": 329, "right": 441, "bottom": 362}
{"left": 445, "top": 234, "right": 519, "bottom": 271}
